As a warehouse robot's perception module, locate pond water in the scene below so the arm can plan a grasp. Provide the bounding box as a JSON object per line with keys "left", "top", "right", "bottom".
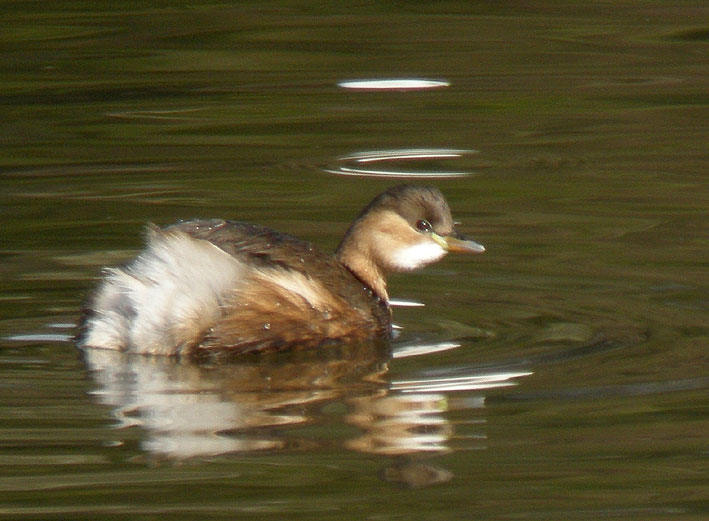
{"left": 1, "top": 1, "right": 707, "bottom": 519}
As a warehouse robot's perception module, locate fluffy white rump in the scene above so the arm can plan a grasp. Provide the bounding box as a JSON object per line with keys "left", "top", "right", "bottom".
{"left": 79, "top": 228, "right": 244, "bottom": 355}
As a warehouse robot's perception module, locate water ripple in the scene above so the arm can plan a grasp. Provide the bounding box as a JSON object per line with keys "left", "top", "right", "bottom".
{"left": 337, "top": 78, "right": 450, "bottom": 90}
{"left": 325, "top": 148, "right": 477, "bottom": 179}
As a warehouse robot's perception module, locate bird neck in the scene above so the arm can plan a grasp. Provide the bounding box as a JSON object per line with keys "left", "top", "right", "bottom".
{"left": 336, "top": 237, "right": 388, "bottom": 302}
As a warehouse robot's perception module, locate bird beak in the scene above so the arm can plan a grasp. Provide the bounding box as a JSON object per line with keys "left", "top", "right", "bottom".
{"left": 432, "top": 232, "right": 486, "bottom": 254}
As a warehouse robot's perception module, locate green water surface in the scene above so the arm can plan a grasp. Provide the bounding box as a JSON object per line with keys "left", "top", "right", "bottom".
{"left": 1, "top": 1, "right": 707, "bottom": 520}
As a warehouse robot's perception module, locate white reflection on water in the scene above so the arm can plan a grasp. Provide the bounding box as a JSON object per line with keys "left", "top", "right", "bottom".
{"left": 389, "top": 298, "right": 425, "bottom": 307}
{"left": 392, "top": 340, "right": 460, "bottom": 359}
{"left": 326, "top": 166, "right": 470, "bottom": 179}
{"left": 325, "top": 148, "right": 477, "bottom": 179}
{"left": 337, "top": 78, "right": 450, "bottom": 90}
{"left": 4, "top": 333, "right": 74, "bottom": 343}
{"left": 341, "top": 149, "right": 474, "bottom": 162}
{"left": 391, "top": 371, "right": 533, "bottom": 393}
{"left": 80, "top": 340, "right": 531, "bottom": 461}
{"left": 84, "top": 348, "right": 352, "bottom": 458}
{"left": 2, "top": 322, "right": 75, "bottom": 343}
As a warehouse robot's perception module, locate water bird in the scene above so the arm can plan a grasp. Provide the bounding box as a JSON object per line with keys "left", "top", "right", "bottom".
{"left": 77, "top": 185, "right": 485, "bottom": 355}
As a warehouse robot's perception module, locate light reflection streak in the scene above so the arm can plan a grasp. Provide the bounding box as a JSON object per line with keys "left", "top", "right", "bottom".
{"left": 325, "top": 166, "right": 471, "bottom": 178}
{"left": 392, "top": 371, "right": 533, "bottom": 393}
{"left": 392, "top": 341, "right": 460, "bottom": 359}
{"left": 326, "top": 148, "right": 477, "bottom": 179}
{"left": 342, "top": 148, "right": 476, "bottom": 162}
{"left": 4, "top": 333, "right": 74, "bottom": 343}
{"left": 337, "top": 78, "right": 450, "bottom": 90}
{"left": 389, "top": 299, "right": 425, "bottom": 307}
{"left": 48, "top": 323, "right": 76, "bottom": 329}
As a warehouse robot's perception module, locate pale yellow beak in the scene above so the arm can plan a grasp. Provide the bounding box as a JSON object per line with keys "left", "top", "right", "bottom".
{"left": 433, "top": 232, "right": 485, "bottom": 254}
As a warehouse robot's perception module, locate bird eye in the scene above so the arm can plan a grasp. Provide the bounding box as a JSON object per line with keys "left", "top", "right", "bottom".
{"left": 416, "top": 219, "right": 433, "bottom": 232}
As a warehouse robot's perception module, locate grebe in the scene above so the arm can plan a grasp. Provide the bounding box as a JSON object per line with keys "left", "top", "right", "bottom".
{"left": 77, "top": 185, "right": 485, "bottom": 355}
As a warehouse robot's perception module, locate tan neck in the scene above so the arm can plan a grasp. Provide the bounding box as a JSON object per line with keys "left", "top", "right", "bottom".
{"left": 336, "top": 235, "right": 389, "bottom": 302}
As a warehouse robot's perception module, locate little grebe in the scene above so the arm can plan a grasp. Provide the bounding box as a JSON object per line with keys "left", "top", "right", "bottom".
{"left": 77, "top": 185, "right": 485, "bottom": 355}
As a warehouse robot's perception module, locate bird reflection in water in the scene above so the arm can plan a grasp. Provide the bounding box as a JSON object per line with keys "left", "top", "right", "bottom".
{"left": 82, "top": 340, "right": 530, "bottom": 488}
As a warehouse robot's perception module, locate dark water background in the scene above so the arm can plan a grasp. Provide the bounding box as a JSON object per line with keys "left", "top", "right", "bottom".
{"left": 1, "top": 1, "right": 707, "bottom": 519}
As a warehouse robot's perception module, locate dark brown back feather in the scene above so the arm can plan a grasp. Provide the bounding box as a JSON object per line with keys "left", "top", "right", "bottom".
{"left": 167, "top": 220, "right": 390, "bottom": 353}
